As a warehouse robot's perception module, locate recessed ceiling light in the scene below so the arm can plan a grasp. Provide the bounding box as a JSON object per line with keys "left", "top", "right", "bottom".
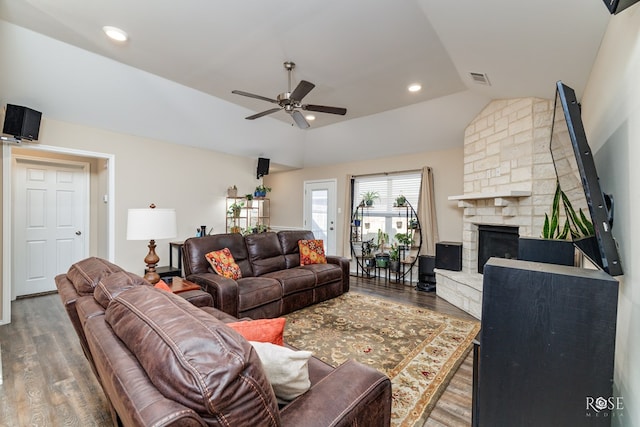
{"left": 305, "top": 114, "right": 316, "bottom": 121}
{"left": 103, "top": 26, "right": 128, "bottom": 42}
{"left": 408, "top": 84, "right": 422, "bottom": 92}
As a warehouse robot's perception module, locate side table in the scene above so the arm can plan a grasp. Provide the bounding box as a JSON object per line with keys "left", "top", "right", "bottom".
{"left": 166, "top": 277, "right": 200, "bottom": 294}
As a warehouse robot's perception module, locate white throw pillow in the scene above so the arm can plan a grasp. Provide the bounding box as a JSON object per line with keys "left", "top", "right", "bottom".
{"left": 250, "top": 341, "right": 312, "bottom": 402}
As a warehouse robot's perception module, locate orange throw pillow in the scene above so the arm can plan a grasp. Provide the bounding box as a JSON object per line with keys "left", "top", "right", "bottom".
{"left": 298, "top": 239, "right": 327, "bottom": 265}
{"left": 227, "top": 318, "right": 286, "bottom": 346}
{"left": 205, "top": 248, "right": 242, "bottom": 280}
{"left": 154, "top": 280, "right": 172, "bottom": 292}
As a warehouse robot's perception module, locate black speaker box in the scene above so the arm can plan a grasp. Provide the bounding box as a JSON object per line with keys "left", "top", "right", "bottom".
{"left": 435, "top": 242, "right": 462, "bottom": 271}
{"left": 257, "top": 157, "right": 270, "bottom": 178}
{"left": 475, "top": 258, "right": 619, "bottom": 426}
{"left": 3, "top": 104, "right": 42, "bottom": 140}
{"left": 603, "top": 0, "right": 639, "bottom": 14}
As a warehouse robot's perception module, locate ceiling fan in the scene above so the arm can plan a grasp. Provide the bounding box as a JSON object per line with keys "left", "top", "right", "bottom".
{"left": 232, "top": 61, "right": 347, "bottom": 129}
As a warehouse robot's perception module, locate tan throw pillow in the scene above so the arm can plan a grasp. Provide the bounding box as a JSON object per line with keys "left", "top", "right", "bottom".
{"left": 250, "top": 341, "right": 312, "bottom": 402}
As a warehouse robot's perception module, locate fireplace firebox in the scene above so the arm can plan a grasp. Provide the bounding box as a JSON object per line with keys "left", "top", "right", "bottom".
{"left": 477, "top": 225, "right": 519, "bottom": 273}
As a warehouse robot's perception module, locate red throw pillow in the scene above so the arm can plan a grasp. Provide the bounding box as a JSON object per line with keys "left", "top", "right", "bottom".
{"left": 154, "top": 280, "right": 172, "bottom": 292}
{"left": 227, "top": 318, "right": 286, "bottom": 346}
{"left": 298, "top": 239, "right": 327, "bottom": 265}
{"left": 205, "top": 248, "right": 242, "bottom": 280}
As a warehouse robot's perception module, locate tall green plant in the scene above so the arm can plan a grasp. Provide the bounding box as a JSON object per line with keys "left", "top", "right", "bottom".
{"left": 542, "top": 181, "right": 594, "bottom": 240}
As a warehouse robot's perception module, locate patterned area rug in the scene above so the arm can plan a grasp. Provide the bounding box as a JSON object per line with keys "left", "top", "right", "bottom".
{"left": 283, "top": 292, "right": 480, "bottom": 427}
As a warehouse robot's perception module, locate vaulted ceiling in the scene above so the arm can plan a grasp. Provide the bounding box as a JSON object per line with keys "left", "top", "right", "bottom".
{"left": 0, "top": 0, "right": 610, "bottom": 168}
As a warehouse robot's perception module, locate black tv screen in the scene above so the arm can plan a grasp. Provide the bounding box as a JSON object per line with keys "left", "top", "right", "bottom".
{"left": 550, "top": 81, "right": 623, "bottom": 276}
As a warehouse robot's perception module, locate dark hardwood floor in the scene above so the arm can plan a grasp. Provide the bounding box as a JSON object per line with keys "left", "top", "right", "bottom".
{"left": 0, "top": 276, "right": 476, "bottom": 426}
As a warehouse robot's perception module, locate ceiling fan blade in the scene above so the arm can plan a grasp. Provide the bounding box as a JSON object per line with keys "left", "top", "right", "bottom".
{"left": 232, "top": 90, "right": 279, "bottom": 104}
{"left": 246, "top": 108, "right": 282, "bottom": 120}
{"left": 290, "top": 80, "right": 315, "bottom": 101}
{"left": 302, "top": 104, "right": 347, "bottom": 115}
{"left": 291, "top": 110, "right": 310, "bottom": 129}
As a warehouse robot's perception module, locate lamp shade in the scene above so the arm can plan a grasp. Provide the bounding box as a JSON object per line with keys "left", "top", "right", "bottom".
{"left": 126, "top": 208, "right": 177, "bottom": 241}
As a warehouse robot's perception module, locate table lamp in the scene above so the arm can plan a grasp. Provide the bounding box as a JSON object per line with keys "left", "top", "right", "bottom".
{"left": 126, "top": 204, "right": 177, "bottom": 284}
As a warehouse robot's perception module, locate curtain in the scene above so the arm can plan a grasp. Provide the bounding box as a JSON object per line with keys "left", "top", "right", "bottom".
{"left": 417, "top": 166, "right": 439, "bottom": 255}
{"left": 343, "top": 174, "right": 354, "bottom": 258}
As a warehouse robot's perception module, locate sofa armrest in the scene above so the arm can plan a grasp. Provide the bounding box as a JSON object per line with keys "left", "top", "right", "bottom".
{"left": 279, "top": 360, "right": 391, "bottom": 427}
{"left": 178, "top": 289, "right": 213, "bottom": 308}
{"left": 326, "top": 255, "right": 350, "bottom": 292}
{"left": 185, "top": 272, "right": 239, "bottom": 317}
{"left": 84, "top": 315, "right": 207, "bottom": 427}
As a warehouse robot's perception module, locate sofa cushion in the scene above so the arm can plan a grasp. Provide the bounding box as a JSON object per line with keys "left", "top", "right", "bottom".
{"left": 93, "top": 271, "right": 148, "bottom": 308}
{"left": 301, "top": 263, "right": 343, "bottom": 285}
{"left": 205, "top": 248, "right": 242, "bottom": 279}
{"left": 67, "top": 257, "right": 124, "bottom": 296}
{"left": 262, "top": 268, "right": 317, "bottom": 296}
{"left": 277, "top": 230, "right": 315, "bottom": 269}
{"left": 298, "top": 239, "right": 327, "bottom": 265}
{"left": 245, "top": 232, "right": 286, "bottom": 276}
{"left": 105, "top": 286, "right": 280, "bottom": 426}
{"left": 250, "top": 341, "right": 312, "bottom": 402}
{"left": 236, "top": 277, "right": 283, "bottom": 312}
{"left": 228, "top": 318, "right": 286, "bottom": 345}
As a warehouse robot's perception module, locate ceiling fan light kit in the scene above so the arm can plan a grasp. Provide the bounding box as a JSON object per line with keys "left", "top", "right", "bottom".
{"left": 232, "top": 61, "right": 347, "bottom": 129}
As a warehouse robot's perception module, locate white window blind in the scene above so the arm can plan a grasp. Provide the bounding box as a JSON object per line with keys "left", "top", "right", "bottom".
{"left": 353, "top": 172, "right": 421, "bottom": 214}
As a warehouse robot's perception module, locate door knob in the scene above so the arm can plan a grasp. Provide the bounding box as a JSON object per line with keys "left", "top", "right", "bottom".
{"left": 75, "top": 231, "right": 82, "bottom": 235}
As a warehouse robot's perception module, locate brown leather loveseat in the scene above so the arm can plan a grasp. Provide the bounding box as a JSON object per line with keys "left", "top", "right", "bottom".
{"left": 56, "top": 257, "right": 392, "bottom": 426}
{"left": 183, "top": 230, "right": 350, "bottom": 319}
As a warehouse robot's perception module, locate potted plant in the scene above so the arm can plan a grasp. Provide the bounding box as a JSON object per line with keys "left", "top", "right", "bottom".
{"left": 377, "top": 229, "right": 389, "bottom": 251}
{"left": 227, "top": 201, "right": 244, "bottom": 218}
{"left": 388, "top": 245, "right": 400, "bottom": 272}
{"left": 245, "top": 193, "right": 254, "bottom": 208}
{"left": 361, "top": 191, "right": 380, "bottom": 207}
{"left": 395, "top": 195, "right": 406, "bottom": 207}
{"left": 227, "top": 185, "right": 238, "bottom": 197}
{"left": 254, "top": 185, "right": 271, "bottom": 198}
{"left": 520, "top": 181, "right": 593, "bottom": 266}
{"left": 395, "top": 232, "right": 413, "bottom": 248}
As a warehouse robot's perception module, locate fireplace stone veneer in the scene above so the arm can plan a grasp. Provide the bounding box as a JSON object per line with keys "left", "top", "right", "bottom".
{"left": 436, "top": 97, "right": 557, "bottom": 319}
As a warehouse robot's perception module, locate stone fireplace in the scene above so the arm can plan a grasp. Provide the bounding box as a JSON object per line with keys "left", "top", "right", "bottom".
{"left": 436, "top": 97, "right": 557, "bottom": 318}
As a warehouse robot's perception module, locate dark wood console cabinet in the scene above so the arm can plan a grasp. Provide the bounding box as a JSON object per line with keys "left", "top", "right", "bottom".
{"left": 473, "top": 258, "right": 619, "bottom": 427}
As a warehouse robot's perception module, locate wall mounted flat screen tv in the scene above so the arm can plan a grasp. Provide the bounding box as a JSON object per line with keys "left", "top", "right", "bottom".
{"left": 550, "top": 81, "right": 623, "bottom": 276}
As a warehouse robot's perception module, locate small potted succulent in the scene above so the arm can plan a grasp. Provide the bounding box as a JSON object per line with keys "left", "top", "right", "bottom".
{"left": 227, "top": 185, "right": 238, "bottom": 197}
{"left": 395, "top": 194, "right": 407, "bottom": 207}
{"left": 245, "top": 193, "right": 254, "bottom": 208}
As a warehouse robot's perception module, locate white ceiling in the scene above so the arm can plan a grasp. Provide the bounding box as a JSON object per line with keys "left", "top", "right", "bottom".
{"left": 0, "top": 0, "right": 610, "bottom": 168}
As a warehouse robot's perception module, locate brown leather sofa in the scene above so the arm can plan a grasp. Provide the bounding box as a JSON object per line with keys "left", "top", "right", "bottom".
{"left": 182, "top": 230, "right": 350, "bottom": 319}
{"left": 56, "top": 257, "right": 392, "bottom": 426}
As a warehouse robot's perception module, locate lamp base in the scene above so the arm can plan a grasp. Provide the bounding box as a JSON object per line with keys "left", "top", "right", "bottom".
{"left": 144, "top": 239, "right": 161, "bottom": 285}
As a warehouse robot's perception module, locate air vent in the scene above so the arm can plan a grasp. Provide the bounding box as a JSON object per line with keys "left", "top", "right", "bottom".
{"left": 469, "top": 72, "right": 491, "bottom": 86}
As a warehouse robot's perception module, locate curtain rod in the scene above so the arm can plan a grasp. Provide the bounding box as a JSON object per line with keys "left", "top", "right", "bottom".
{"left": 352, "top": 167, "right": 427, "bottom": 178}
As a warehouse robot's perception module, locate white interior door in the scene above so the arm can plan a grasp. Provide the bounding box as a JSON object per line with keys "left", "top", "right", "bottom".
{"left": 303, "top": 180, "right": 337, "bottom": 255}
{"left": 13, "top": 157, "right": 89, "bottom": 296}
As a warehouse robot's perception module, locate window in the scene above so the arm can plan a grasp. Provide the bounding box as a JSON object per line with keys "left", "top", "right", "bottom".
{"left": 352, "top": 172, "right": 421, "bottom": 243}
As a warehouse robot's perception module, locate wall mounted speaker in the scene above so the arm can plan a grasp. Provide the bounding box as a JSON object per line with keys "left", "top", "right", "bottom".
{"left": 603, "top": 0, "right": 639, "bottom": 14}
{"left": 435, "top": 242, "right": 462, "bottom": 271}
{"left": 2, "top": 104, "right": 42, "bottom": 141}
{"left": 257, "top": 157, "right": 270, "bottom": 178}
